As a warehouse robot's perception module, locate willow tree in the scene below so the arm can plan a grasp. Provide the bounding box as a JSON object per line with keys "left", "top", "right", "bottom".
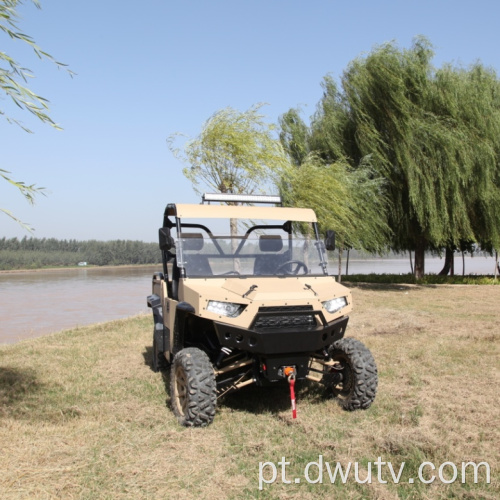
{"left": 1, "top": 0, "right": 70, "bottom": 230}
{"left": 280, "top": 77, "right": 355, "bottom": 167}
{"left": 278, "top": 60, "right": 403, "bottom": 273}
{"left": 279, "top": 108, "right": 310, "bottom": 167}
{"left": 274, "top": 153, "right": 390, "bottom": 280}
{"left": 169, "top": 104, "right": 289, "bottom": 235}
{"left": 280, "top": 38, "right": 500, "bottom": 278}
{"left": 336, "top": 39, "right": 495, "bottom": 277}
{"left": 279, "top": 78, "right": 391, "bottom": 275}
{"left": 342, "top": 39, "right": 500, "bottom": 277}
{"left": 171, "top": 104, "right": 288, "bottom": 196}
{"left": 426, "top": 63, "right": 500, "bottom": 274}
{"left": 452, "top": 65, "right": 500, "bottom": 261}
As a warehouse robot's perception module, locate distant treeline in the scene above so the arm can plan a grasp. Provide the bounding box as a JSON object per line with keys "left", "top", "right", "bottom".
{"left": 0, "top": 237, "right": 161, "bottom": 270}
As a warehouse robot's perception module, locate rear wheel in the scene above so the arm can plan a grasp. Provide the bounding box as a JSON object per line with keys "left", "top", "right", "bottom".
{"left": 170, "top": 347, "right": 217, "bottom": 427}
{"left": 325, "top": 338, "right": 377, "bottom": 410}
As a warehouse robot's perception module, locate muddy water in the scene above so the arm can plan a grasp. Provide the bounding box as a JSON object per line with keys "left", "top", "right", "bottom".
{"left": 0, "top": 266, "right": 159, "bottom": 344}
{"left": 0, "top": 256, "right": 497, "bottom": 344}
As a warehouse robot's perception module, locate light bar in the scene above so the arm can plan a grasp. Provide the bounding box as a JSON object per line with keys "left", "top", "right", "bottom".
{"left": 202, "top": 193, "right": 282, "bottom": 205}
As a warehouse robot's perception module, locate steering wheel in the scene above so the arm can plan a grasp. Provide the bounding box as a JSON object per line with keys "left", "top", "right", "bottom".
{"left": 276, "top": 260, "right": 309, "bottom": 275}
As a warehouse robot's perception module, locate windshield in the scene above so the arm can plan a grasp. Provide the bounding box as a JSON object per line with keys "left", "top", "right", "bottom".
{"left": 176, "top": 234, "right": 329, "bottom": 277}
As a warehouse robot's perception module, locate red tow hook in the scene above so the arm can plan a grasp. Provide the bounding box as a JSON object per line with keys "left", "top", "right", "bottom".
{"left": 284, "top": 366, "right": 297, "bottom": 419}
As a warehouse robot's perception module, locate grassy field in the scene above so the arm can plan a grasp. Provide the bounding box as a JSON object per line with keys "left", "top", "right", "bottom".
{"left": 1, "top": 284, "right": 498, "bottom": 499}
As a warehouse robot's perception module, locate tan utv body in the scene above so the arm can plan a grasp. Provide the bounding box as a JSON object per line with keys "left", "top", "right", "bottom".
{"left": 147, "top": 194, "right": 377, "bottom": 427}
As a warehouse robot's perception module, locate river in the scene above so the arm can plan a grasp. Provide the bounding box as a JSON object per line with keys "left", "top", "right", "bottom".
{"left": 0, "top": 266, "right": 158, "bottom": 345}
{"left": 0, "top": 255, "right": 497, "bottom": 344}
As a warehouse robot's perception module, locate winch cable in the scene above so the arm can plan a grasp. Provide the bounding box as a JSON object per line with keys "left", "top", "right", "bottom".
{"left": 284, "top": 367, "right": 297, "bottom": 419}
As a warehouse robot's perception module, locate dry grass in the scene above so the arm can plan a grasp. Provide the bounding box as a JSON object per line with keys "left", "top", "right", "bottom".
{"left": 0, "top": 285, "right": 498, "bottom": 499}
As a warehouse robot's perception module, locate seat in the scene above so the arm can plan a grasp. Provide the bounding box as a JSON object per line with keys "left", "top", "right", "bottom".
{"left": 171, "top": 233, "right": 212, "bottom": 300}
{"left": 180, "top": 233, "right": 213, "bottom": 277}
{"left": 253, "top": 235, "right": 284, "bottom": 275}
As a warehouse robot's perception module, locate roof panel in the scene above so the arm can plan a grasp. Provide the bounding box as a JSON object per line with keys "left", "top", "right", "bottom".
{"left": 169, "top": 204, "right": 317, "bottom": 222}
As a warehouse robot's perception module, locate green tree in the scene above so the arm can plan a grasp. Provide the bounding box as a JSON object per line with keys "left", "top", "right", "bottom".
{"left": 1, "top": 0, "right": 70, "bottom": 230}
{"left": 169, "top": 104, "right": 290, "bottom": 236}
{"left": 454, "top": 65, "right": 500, "bottom": 258}
{"left": 281, "top": 37, "right": 500, "bottom": 279}
{"left": 279, "top": 77, "right": 355, "bottom": 168}
{"left": 275, "top": 152, "right": 390, "bottom": 280}
{"left": 279, "top": 81, "right": 390, "bottom": 278}
{"left": 426, "top": 63, "right": 500, "bottom": 275}
{"left": 343, "top": 40, "right": 500, "bottom": 278}
{"left": 279, "top": 108, "right": 310, "bottom": 167}
{"left": 170, "top": 104, "right": 288, "bottom": 197}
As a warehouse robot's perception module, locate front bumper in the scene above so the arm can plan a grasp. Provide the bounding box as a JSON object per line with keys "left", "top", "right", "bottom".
{"left": 213, "top": 312, "right": 349, "bottom": 355}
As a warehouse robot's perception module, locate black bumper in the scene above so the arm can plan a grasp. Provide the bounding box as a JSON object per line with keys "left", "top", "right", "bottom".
{"left": 213, "top": 314, "right": 349, "bottom": 355}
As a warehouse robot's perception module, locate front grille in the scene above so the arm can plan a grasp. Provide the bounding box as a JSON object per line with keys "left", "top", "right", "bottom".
{"left": 252, "top": 305, "right": 317, "bottom": 331}
{"left": 258, "top": 305, "right": 314, "bottom": 313}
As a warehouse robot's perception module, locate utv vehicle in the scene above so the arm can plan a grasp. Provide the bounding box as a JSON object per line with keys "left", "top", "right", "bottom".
{"left": 147, "top": 193, "right": 377, "bottom": 426}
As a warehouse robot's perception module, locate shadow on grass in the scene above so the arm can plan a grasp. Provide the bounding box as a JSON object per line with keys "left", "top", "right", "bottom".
{"left": 218, "top": 379, "right": 329, "bottom": 416}
{"left": 0, "top": 366, "right": 82, "bottom": 422}
{"left": 142, "top": 345, "right": 171, "bottom": 374}
{"left": 142, "top": 345, "right": 155, "bottom": 371}
{"left": 158, "top": 369, "right": 330, "bottom": 417}
{"left": 0, "top": 366, "right": 45, "bottom": 419}
{"left": 219, "top": 384, "right": 292, "bottom": 414}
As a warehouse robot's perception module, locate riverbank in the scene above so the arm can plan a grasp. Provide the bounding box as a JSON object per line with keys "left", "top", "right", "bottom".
{"left": 343, "top": 273, "right": 499, "bottom": 285}
{"left": 0, "top": 263, "right": 160, "bottom": 274}
{"left": 0, "top": 285, "right": 498, "bottom": 499}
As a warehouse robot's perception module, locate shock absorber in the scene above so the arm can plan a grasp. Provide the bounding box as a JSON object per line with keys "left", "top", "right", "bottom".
{"left": 216, "top": 347, "right": 232, "bottom": 367}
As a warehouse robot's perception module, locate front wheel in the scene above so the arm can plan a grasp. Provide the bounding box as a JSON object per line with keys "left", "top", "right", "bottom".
{"left": 170, "top": 347, "right": 217, "bottom": 427}
{"left": 325, "top": 338, "right": 377, "bottom": 410}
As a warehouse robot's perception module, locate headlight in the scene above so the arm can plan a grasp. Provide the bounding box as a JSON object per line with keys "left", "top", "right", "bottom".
{"left": 207, "top": 300, "right": 245, "bottom": 318}
{"left": 322, "top": 296, "right": 348, "bottom": 314}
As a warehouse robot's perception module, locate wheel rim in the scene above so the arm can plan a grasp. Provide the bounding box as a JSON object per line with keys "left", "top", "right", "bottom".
{"left": 174, "top": 364, "right": 188, "bottom": 416}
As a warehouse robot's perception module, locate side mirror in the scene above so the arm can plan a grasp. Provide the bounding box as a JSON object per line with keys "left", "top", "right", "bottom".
{"left": 325, "top": 230, "right": 336, "bottom": 251}
{"left": 159, "top": 227, "right": 175, "bottom": 250}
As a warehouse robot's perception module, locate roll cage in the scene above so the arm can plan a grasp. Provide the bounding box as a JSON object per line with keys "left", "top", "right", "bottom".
{"left": 158, "top": 198, "right": 331, "bottom": 288}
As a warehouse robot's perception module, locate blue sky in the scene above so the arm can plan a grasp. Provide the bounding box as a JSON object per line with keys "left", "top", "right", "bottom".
{"left": 2, "top": 0, "right": 499, "bottom": 242}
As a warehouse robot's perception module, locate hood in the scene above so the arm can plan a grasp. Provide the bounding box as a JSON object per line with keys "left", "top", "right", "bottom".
{"left": 221, "top": 275, "right": 345, "bottom": 302}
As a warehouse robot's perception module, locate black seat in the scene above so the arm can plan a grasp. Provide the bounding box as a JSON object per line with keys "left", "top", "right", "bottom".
{"left": 253, "top": 235, "right": 284, "bottom": 275}
{"left": 171, "top": 233, "right": 212, "bottom": 300}
{"left": 180, "top": 233, "right": 212, "bottom": 277}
